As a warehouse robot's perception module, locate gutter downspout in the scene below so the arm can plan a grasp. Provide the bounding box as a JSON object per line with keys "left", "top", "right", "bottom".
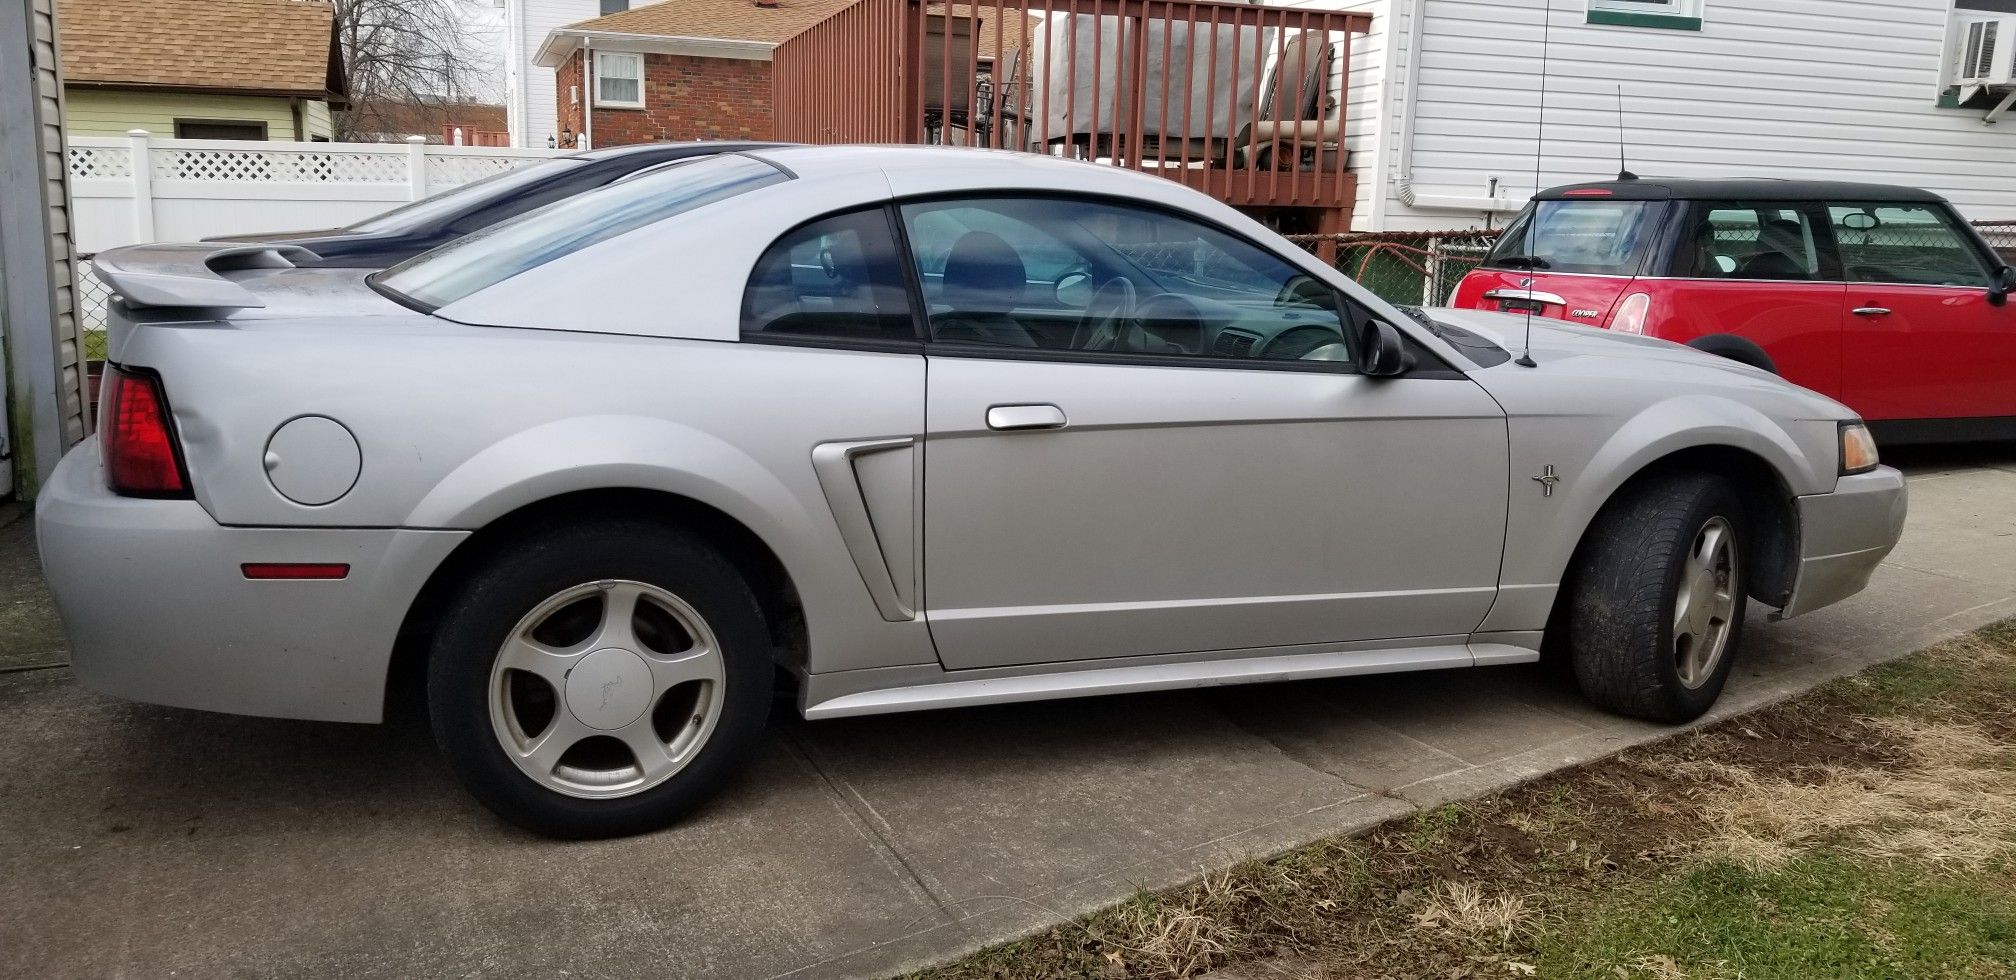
{"left": 1391, "top": 0, "right": 1515, "bottom": 217}
{"left": 580, "top": 36, "right": 594, "bottom": 150}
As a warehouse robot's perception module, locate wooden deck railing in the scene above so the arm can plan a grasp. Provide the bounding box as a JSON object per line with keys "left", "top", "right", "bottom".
{"left": 774, "top": 0, "right": 1370, "bottom": 220}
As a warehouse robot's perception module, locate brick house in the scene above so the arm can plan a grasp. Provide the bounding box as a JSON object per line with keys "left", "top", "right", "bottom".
{"left": 535, "top": 0, "right": 1030, "bottom": 149}
{"left": 533, "top": 0, "right": 858, "bottom": 148}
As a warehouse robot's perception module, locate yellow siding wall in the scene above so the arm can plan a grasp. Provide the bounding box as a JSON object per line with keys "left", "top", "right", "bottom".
{"left": 63, "top": 88, "right": 336, "bottom": 140}
{"left": 302, "top": 99, "right": 334, "bottom": 140}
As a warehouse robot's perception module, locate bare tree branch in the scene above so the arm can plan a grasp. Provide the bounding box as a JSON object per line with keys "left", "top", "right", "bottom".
{"left": 333, "top": 0, "right": 489, "bottom": 140}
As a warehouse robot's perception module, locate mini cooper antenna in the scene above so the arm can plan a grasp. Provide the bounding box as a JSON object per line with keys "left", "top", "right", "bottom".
{"left": 1515, "top": 0, "right": 1555, "bottom": 369}
{"left": 1615, "top": 85, "right": 1638, "bottom": 181}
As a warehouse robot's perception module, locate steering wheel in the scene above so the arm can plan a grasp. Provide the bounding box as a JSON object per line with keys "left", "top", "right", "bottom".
{"left": 1071, "top": 276, "right": 1138, "bottom": 351}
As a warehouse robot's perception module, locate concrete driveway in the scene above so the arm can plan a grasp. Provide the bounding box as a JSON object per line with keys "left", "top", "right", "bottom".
{"left": 3, "top": 447, "right": 2014, "bottom": 980}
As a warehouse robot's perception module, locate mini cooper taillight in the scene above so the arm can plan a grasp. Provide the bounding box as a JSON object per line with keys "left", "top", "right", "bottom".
{"left": 102, "top": 366, "right": 191, "bottom": 498}
{"left": 1609, "top": 292, "right": 1652, "bottom": 335}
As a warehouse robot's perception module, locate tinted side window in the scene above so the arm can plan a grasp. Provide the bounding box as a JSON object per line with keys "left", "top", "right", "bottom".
{"left": 1684, "top": 204, "right": 1824, "bottom": 280}
{"left": 1485, "top": 200, "right": 1662, "bottom": 275}
{"left": 1829, "top": 203, "right": 1990, "bottom": 287}
{"left": 742, "top": 208, "right": 918, "bottom": 343}
{"left": 898, "top": 197, "right": 1356, "bottom": 365}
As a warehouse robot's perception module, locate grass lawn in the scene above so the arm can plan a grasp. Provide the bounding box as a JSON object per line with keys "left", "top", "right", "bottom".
{"left": 905, "top": 621, "right": 2016, "bottom": 980}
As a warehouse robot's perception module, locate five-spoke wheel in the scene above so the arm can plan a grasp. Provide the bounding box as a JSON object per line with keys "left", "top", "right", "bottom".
{"left": 1672, "top": 516, "right": 1738, "bottom": 690}
{"left": 429, "top": 519, "right": 771, "bottom": 839}
{"left": 490, "top": 581, "right": 727, "bottom": 799}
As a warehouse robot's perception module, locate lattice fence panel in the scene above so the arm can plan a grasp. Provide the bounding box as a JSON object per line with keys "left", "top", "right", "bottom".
{"left": 153, "top": 148, "right": 409, "bottom": 183}
{"left": 67, "top": 145, "right": 133, "bottom": 179}
{"left": 427, "top": 154, "right": 540, "bottom": 188}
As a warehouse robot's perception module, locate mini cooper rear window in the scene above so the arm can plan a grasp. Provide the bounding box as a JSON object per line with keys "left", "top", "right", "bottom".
{"left": 372, "top": 154, "right": 788, "bottom": 311}
{"left": 1484, "top": 200, "right": 1663, "bottom": 276}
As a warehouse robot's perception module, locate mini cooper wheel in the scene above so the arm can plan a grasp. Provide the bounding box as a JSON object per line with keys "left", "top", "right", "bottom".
{"left": 1567, "top": 472, "right": 1749, "bottom": 724}
{"left": 428, "top": 521, "right": 771, "bottom": 839}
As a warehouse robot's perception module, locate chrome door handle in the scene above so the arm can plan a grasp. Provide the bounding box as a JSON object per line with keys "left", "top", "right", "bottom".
{"left": 986, "top": 403, "right": 1067, "bottom": 431}
{"left": 1851, "top": 306, "right": 1892, "bottom": 317}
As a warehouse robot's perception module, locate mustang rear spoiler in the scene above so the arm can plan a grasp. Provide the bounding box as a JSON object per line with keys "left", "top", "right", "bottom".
{"left": 89, "top": 243, "right": 319, "bottom": 310}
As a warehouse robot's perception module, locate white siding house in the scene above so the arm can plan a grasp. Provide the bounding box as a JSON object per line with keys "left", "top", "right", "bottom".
{"left": 502, "top": 0, "right": 602, "bottom": 147}
{"left": 1327, "top": 0, "right": 2016, "bottom": 230}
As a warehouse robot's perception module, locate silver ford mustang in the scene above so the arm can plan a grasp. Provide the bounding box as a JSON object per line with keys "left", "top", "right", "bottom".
{"left": 39, "top": 147, "right": 1905, "bottom": 838}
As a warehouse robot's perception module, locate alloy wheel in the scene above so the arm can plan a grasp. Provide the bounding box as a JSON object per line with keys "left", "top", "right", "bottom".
{"left": 1672, "top": 516, "right": 1739, "bottom": 690}
{"left": 488, "top": 580, "right": 726, "bottom": 799}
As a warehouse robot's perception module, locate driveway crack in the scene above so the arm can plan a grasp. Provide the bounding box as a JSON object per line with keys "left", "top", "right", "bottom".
{"left": 777, "top": 727, "right": 969, "bottom": 931}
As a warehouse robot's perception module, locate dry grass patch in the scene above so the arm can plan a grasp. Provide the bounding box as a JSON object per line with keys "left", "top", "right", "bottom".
{"left": 906, "top": 620, "right": 2016, "bottom": 980}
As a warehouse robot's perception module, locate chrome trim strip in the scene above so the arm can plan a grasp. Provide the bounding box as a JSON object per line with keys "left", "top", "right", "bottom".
{"left": 1482, "top": 288, "right": 1568, "bottom": 305}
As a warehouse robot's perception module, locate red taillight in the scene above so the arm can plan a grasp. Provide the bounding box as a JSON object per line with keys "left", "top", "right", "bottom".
{"left": 1563, "top": 188, "right": 1615, "bottom": 197}
{"left": 101, "top": 367, "right": 191, "bottom": 498}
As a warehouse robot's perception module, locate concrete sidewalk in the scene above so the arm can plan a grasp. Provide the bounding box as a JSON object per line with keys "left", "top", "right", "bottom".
{"left": 2, "top": 447, "right": 2013, "bottom": 980}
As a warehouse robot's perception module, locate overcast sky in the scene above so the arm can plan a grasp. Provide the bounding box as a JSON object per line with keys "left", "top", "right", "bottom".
{"left": 460, "top": 0, "right": 508, "bottom": 103}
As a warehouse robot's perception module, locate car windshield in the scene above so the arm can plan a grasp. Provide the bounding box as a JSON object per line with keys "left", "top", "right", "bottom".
{"left": 372, "top": 154, "right": 789, "bottom": 311}
{"left": 345, "top": 159, "right": 590, "bottom": 233}
{"left": 1484, "top": 200, "right": 1663, "bottom": 275}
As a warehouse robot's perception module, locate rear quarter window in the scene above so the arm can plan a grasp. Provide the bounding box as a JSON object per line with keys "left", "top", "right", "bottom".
{"left": 1484, "top": 200, "right": 1665, "bottom": 275}
{"left": 371, "top": 154, "right": 788, "bottom": 311}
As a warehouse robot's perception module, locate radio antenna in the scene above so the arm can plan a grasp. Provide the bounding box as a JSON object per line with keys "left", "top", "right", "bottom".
{"left": 1515, "top": 0, "right": 1553, "bottom": 369}
{"left": 1615, "top": 84, "right": 1637, "bottom": 181}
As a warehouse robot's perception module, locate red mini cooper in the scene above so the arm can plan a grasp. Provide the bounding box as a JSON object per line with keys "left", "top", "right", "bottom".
{"left": 1450, "top": 178, "right": 2016, "bottom": 443}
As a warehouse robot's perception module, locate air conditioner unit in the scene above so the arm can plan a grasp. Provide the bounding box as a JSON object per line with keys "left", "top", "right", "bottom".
{"left": 1956, "top": 15, "right": 2015, "bottom": 89}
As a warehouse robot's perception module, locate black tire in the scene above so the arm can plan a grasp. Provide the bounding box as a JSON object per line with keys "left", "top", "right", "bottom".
{"left": 1685, "top": 335, "right": 1778, "bottom": 375}
{"left": 427, "top": 519, "right": 772, "bottom": 839}
{"left": 1567, "top": 472, "right": 1749, "bottom": 723}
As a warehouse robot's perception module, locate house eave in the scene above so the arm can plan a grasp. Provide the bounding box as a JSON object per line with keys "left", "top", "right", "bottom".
{"left": 62, "top": 80, "right": 344, "bottom": 102}
{"left": 534, "top": 29, "right": 776, "bottom": 68}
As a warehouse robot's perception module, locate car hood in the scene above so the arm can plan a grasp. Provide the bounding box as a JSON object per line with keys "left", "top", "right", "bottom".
{"left": 1420, "top": 307, "right": 1855, "bottom": 421}
{"left": 1422, "top": 307, "right": 1765, "bottom": 374}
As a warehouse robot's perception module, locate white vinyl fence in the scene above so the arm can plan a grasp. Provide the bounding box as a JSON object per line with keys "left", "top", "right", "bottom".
{"left": 69, "top": 132, "right": 563, "bottom": 253}
{"left": 70, "top": 132, "right": 564, "bottom": 353}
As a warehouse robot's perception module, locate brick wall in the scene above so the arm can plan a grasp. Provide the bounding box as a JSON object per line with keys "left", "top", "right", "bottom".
{"left": 561, "top": 50, "right": 774, "bottom": 148}
{"left": 556, "top": 52, "right": 586, "bottom": 146}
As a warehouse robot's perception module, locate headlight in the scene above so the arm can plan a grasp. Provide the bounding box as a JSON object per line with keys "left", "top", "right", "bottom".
{"left": 1609, "top": 292, "right": 1651, "bottom": 335}
{"left": 1840, "top": 421, "right": 1880, "bottom": 475}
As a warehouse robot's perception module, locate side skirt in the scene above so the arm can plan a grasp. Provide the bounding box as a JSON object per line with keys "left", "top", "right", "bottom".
{"left": 800, "top": 637, "right": 1542, "bottom": 720}
{"left": 1867, "top": 415, "right": 2016, "bottom": 447}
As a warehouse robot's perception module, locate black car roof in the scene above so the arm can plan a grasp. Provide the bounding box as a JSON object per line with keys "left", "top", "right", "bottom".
{"left": 564, "top": 141, "right": 785, "bottom": 163}
{"left": 1536, "top": 177, "right": 1948, "bottom": 204}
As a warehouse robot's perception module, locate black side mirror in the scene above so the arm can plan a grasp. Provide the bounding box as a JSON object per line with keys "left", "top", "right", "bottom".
{"left": 1356, "top": 319, "right": 1415, "bottom": 376}
{"left": 1989, "top": 266, "right": 2015, "bottom": 308}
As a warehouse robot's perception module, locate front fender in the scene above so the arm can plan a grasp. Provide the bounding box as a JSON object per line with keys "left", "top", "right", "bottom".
{"left": 1481, "top": 393, "right": 1835, "bottom": 633}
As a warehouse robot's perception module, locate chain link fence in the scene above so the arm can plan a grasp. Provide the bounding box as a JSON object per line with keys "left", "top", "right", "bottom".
{"left": 1284, "top": 230, "right": 1503, "bottom": 306}
{"left": 77, "top": 259, "right": 111, "bottom": 361}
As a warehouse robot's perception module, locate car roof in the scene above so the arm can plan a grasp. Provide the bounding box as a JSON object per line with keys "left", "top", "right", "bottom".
{"left": 564, "top": 140, "right": 785, "bottom": 163}
{"left": 1536, "top": 177, "right": 1948, "bottom": 204}
{"left": 744, "top": 143, "right": 1179, "bottom": 190}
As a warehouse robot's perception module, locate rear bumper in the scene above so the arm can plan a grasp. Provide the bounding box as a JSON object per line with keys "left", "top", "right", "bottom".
{"left": 35, "top": 440, "right": 467, "bottom": 723}
{"left": 1778, "top": 465, "right": 1907, "bottom": 619}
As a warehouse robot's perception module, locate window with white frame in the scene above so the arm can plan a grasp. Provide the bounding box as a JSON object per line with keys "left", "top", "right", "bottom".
{"left": 1586, "top": 0, "right": 1704, "bottom": 30}
{"left": 595, "top": 52, "right": 645, "bottom": 108}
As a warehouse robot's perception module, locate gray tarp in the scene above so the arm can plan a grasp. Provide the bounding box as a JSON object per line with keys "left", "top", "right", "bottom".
{"left": 1018, "top": 15, "right": 1274, "bottom": 144}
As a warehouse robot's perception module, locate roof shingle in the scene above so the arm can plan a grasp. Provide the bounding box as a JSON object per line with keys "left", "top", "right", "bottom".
{"left": 559, "top": 0, "right": 862, "bottom": 46}
{"left": 59, "top": 0, "right": 341, "bottom": 96}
